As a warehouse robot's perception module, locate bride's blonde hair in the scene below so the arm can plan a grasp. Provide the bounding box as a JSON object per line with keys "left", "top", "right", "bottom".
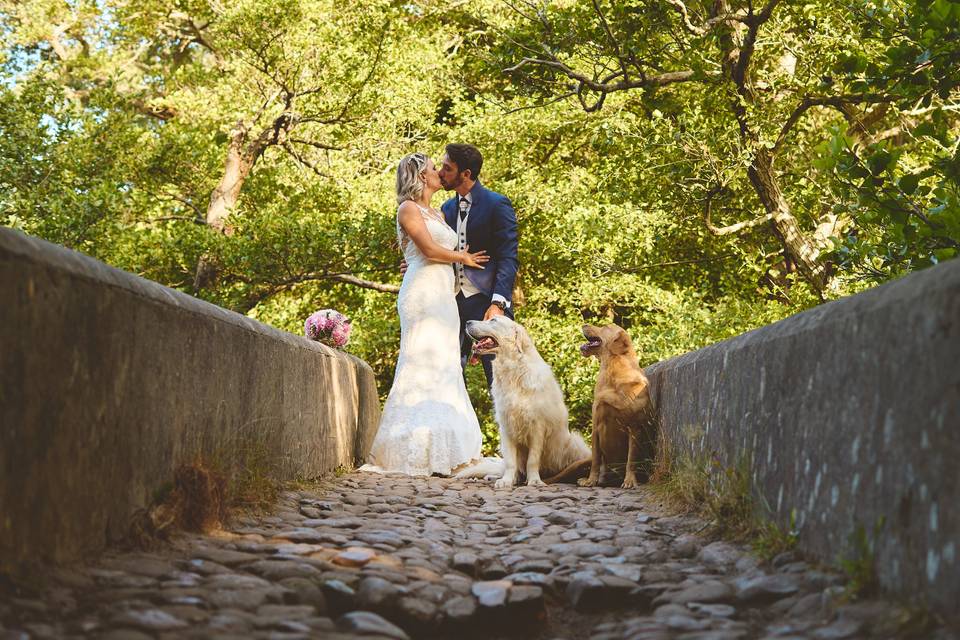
{"left": 396, "top": 152, "right": 429, "bottom": 205}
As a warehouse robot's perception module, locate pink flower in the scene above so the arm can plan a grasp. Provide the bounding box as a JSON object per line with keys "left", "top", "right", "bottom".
{"left": 304, "top": 309, "right": 351, "bottom": 349}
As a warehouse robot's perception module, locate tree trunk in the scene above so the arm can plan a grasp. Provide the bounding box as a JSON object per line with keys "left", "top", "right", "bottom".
{"left": 195, "top": 122, "right": 254, "bottom": 292}
{"left": 748, "top": 148, "right": 828, "bottom": 293}
{"left": 205, "top": 115, "right": 296, "bottom": 233}
{"left": 711, "top": 0, "right": 829, "bottom": 295}
{"left": 206, "top": 121, "right": 257, "bottom": 234}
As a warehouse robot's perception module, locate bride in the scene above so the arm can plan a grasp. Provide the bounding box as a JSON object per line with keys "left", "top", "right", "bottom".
{"left": 362, "top": 153, "right": 490, "bottom": 476}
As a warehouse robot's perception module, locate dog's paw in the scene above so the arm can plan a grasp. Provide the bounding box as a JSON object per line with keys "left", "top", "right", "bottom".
{"left": 578, "top": 477, "right": 599, "bottom": 487}
{"left": 621, "top": 477, "right": 638, "bottom": 489}
{"left": 494, "top": 477, "right": 515, "bottom": 489}
{"left": 526, "top": 477, "right": 546, "bottom": 487}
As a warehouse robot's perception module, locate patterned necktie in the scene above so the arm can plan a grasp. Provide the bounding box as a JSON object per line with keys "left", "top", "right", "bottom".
{"left": 456, "top": 197, "right": 469, "bottom": 294}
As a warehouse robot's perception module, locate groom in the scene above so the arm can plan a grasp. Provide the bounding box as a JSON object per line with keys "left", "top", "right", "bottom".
{"left": 438, "top": 143, "right": 519, "bottom": 387}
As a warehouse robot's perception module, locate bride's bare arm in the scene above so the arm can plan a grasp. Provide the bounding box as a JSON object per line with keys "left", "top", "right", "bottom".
{"left": 398, "top": 202, "right": 489, "bottom": 268}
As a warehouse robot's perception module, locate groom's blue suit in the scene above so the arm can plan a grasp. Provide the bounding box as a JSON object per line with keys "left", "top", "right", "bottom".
{"left": 441, "top": 181, "right": 519, "bottom": 386}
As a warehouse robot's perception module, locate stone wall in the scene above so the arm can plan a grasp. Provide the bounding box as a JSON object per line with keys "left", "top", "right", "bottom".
{"left": 0, "top": 227, "right": 381, "bottom": 571}
{"left": 645, "top": 258, "right": 959, "bottom": 612}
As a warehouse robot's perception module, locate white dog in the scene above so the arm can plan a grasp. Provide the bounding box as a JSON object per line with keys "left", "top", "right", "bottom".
{"left": 464, "top": 316, "right": 590, "bottom": 488}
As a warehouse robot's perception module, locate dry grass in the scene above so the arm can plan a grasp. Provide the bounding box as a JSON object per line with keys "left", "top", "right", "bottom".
{"left": 128, "top": 443, "right": 282, "bottom": 548}
{"left": 225, "top": 441, "right": 282, "bottom": 511}
{"left": 650, "top": 431, "right": 797, "bottom": 559}
{"left": 129, "top": 460, "right": 227, "bottom": 547}
{"left": 173, "top": 462, "right": 228, "bottom": 531}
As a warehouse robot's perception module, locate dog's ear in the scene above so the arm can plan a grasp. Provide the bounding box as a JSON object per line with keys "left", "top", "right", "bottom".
{"left": 514, "top": 326, "right": 531, "bottom": 354}
{"left": 610, "top": 330, "right": 631, "bottom": 355}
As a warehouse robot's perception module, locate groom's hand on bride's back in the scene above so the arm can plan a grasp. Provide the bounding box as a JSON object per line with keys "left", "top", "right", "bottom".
{"left": 399, "top": 259, "right": 407, "bottom": 276}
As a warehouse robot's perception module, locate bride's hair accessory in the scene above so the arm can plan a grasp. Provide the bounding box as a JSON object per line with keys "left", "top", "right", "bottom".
{"left": 395, "top": 152, "right": 430, "bottom": 204}
{"left": 304, "top": 309, "right": 351, "bottom": 348}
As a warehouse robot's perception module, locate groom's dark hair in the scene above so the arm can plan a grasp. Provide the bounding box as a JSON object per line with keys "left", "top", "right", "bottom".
{"left": 445, "top": 143, "right": 483, "bottom": 180}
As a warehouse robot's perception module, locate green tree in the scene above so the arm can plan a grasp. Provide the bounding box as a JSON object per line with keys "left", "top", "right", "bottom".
{"left": 464, "top": 0, "right": 958, "bottom": 295}
{"left": 3, "top": 0, "right": 956, "bottom": 454}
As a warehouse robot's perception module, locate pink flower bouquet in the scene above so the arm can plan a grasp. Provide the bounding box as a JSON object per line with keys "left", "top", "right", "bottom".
{"left": 304, "top": 309, "right": 351, "bottom": 349}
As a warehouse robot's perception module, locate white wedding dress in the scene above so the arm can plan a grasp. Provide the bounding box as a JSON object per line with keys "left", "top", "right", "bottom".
{"left": 362, "top": 203, "right": 482, "bottom": 476}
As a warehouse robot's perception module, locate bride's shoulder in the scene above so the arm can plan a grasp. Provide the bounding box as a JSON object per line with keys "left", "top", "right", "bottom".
{"left": 398, "top": 201, "right": 432, "bottom": 229}
{"left": 397, "top": 200, "right": 420, "bottom": 217}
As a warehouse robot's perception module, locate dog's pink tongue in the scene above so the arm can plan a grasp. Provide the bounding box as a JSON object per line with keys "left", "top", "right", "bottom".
{"left": 580, "top": 343, "right": 591, "bottom": 356}
{"left": 473, "top": 338, "right": 493, "bottom": 351}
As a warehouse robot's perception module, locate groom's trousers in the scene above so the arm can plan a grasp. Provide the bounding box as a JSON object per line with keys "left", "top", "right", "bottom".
{"left": 456, "top": 291, "right": 514, "bottom": 388}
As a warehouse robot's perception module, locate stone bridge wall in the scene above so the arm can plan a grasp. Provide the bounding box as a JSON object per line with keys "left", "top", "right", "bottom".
{"left": 0, "top": 228, "right": 381, "bottom": 572}
{"left": 645, "top": 258, "right": 959, "bottom": 612}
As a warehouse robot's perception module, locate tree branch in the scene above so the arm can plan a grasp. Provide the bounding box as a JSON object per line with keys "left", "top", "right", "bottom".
{"left": 235, "top": 271, "right": 398, "bottom": 312}
{"left": 773, "top": 93, "right": 895, "bottom": 152}
{"left": 732, "top": 0, "right": 782, "bottom": 89}
{"left": 46, "top": 24, "right": 71, "bottom": 61}
{"left": 252, "top": 87, "right": 284, "bottom": 126}
{"left": 505, "top": 56, "right": 704, "bottom": 96}
{"left": 129, "top": 98, "right": 178, "bottom": 120}
{"left": 590, "top": 0, "right": 630, "bottom": 79}
{"left": 124, "top": 215, "right": 203, "bottom": 229}
{"left": 157, "top": 192, "right": 205, "bottom": 219}
{"left": 703, "top": 187, "right": 772, "bottom": 235}
{"left": 666, "top": 0, "right": 749, "bottom": 35}
{"left": 707, "top": 212, "right": 773, "bottom": 235}
{"left": 282, "top": 142, "right": 331, "bottom": 178}
{"left": 666, "top": 0, "right": 703, "bottom": 34}
{"left": 185, "top": 17, "right": 221, "bottom": 63}
{"left": 326, "top": 273, "right": 399, "bottom": 293}
{"left": 288, "top": 137, "right": 344, "bottom": 151}
{"left": 330, "top": 25, "right": 389, "bottom": 124}
{"left": 238, "top": 30, "right": 292, "bottom": 95}
{"left": 612, "top": 253, "right": 738, "bottom": 273}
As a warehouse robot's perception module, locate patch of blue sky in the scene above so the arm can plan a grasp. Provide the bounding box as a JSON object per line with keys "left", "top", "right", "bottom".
{"left": 40, "top": 114, "right": 59, "bottom": 136}
{"left": 1, "top": 47, "right": 41, "bottom": 88}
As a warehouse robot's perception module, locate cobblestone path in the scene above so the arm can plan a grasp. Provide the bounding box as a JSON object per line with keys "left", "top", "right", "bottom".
{"left": 2, "top": 473, "right": 955, "bottom": 639}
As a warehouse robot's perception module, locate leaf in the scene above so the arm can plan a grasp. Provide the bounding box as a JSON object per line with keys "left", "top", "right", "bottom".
{"left": 935, "top": 248, "right": 957, "bottom": 262}
{"left": 931, "top": 0, "right": 952, "bottom": 22}
{"left": 914, "top": 121, "right": 936, "bottom": 137}
{"left": 868, "top": 150, "right": 893, "bottom": 175}
{"left": 898, "top": 173, "right": 920, "bottom": 195}
{"left": 848, "top": 164, "right": 871, "bottom": 179}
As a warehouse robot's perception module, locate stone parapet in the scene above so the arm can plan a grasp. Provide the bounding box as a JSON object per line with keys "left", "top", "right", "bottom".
{"left": 646, "top": 258, "right": 959, "bottom": 612}
{"left": 0, "top": 227, "right": 380, "bottom": 570}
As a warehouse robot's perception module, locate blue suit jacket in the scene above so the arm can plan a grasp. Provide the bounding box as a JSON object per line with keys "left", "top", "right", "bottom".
{"left": 442, "top": 181, "right": 519, "bottom": 303}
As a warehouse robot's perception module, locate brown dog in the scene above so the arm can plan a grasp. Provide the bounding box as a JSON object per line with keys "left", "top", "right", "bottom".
{"left": 548, "top": 323, "right": 655, "bottom": 488}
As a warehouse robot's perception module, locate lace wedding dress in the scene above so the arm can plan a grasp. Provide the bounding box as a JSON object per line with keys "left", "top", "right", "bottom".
{"left": 362, "top": 204, "right": 482, "bottom": 476}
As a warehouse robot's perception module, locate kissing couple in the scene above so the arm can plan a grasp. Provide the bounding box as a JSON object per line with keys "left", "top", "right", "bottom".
{"left": 361, "top": 143, "right": 518, "bottom": 476}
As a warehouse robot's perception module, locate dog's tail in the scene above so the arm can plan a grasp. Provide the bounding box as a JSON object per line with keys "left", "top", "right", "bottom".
{"left": 453, "top": 457, "right": 505, "bottom": 479}
{"left": 544, "top": 458, "right": 592, "bottom": 484}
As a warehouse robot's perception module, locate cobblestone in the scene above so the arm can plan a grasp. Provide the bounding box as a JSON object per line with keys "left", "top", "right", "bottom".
{"left": 1, "top": 473, "right": 957, "bottom": 639}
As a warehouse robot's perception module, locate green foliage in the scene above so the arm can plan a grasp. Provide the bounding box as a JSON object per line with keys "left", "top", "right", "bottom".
{"left": 839, "top": 519, "right": 885, "bottom": 600}
{"left": 822, "top": 127, "right": 960, "bottom": 280}
{"left": 812, "top": 0, "right": 960, "bottom": 279}
{"left": 1, "top": 0, "right": 957, "bottom": 453}
{"left": 754, "top": 510, "right": 800, "bottom": 561}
